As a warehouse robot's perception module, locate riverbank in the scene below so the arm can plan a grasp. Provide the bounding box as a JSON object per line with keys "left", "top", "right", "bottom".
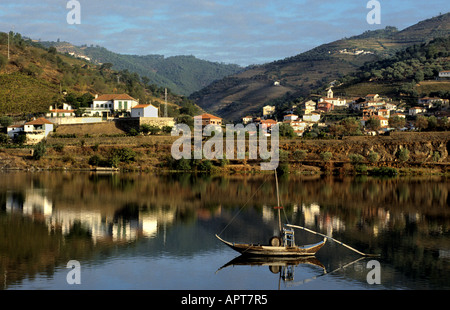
{"left": 0, "top": 131, "right": 449, "bottom": 175}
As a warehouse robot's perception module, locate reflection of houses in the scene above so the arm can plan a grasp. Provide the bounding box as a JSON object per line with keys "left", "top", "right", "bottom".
{"left": 5, "top": 189, "right": 175, "bottom": 243}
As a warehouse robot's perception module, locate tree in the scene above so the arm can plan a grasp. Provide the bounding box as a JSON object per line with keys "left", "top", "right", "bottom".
{"left": 397, "top": 148, "right": 410, "bottom": 162}
{"left": 33, "top": 142, "right": 46, "bottom": 160}
{"left": 279, "top": 123, "right": 295, "bottom": 138}
{"left": 388, "top": 115, "right": 406, "bottom": 130}
{"left": 0, "top": 116, "right": 13, "bottom": 128}
{"left": 368, "top": 151, "right": 379, "bottom": 163}
{"left": 320, "top": 151, "right": 332, "bottom": 162}
{"left": 366, "top": 117, "right": 381, "bottom": 132}
{"left": 415, "top": 115, "right": 428, "bottom": 131}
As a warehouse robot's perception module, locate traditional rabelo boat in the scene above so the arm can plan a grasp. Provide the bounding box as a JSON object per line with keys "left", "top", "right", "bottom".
{"left": 215, "top": 233, "right": 326, "bottom": 257}
{"left": 216, "top": 171, "right": 326, "bottom": 257}
{"left": 216, "top": 171, "right": 379, "bottom": 258}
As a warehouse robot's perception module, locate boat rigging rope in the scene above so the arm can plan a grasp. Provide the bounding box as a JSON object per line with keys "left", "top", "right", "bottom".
{"left": 216, "top": 176, "right": 270, "bottom": 237}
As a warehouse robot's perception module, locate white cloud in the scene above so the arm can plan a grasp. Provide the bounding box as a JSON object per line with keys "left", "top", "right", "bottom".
{"left": 0, "top": 0, "right": 447, "bottom": 65}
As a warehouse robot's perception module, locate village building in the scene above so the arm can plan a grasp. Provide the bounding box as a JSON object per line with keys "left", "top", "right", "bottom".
{"left": 317, "top": 101, "right": 334, "bottom": 113}
{"left": 88, "top": 94, "right": 139, "bottom": 118}
{"left": 418, "top": 97, "right": 449, "bottom": 108}
{"left": 194, "top": 113, "right": 222, "bottom": 127}
{"left": 318, "top": 88, "right": 346, "bottom": 107}
{"left": 302, "top": 112, "right": 321, "bottom": 123}
{"left": 438, "top": 70, "right": 450, "bottom": 78}
{"left": 7, "top": 118, "right": 54, "bottom": 144}
{"left": 262, "top": 105, "right": 276, "bottom": 118}
{"left": 283, "top": 114, "right": 299, "bottom": 121}
{"left": 131, "top": 104, "right": 159, "bottom": 118}
{"left": 361, "top": 115, "right": 389, "bottom": 128}
{"left": 300, "top": 100, "right": 317, "bottom": 115}
{"left": 283, "top": 120, "right": 307, "bottom": 136}
{"left": 242, "top": 116, "right": 253, "bottom": 125}
{"left": 409, "top": 106, "right": 427, "bottom": 116}
{"left": 46, "top": 103, "right": 75, "bottom": 118}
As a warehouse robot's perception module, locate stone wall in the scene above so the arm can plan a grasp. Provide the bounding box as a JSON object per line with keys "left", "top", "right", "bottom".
{"left": 138, "top": 117, "right": 175, "bottom": 128}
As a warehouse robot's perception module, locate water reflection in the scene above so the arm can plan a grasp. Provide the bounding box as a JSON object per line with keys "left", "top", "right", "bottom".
{"left": 0, "top": 172, "right": 449, "bottom": 289}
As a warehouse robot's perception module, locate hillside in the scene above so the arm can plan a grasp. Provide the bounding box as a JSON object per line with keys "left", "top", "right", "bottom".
{"left": 333, "top": 36, "right": 450, "bottom": 101}
{"left": 0, "top": 32, "right": 201, "bottom": 117}
{"left": 190, "top": 13, "right": 450, "bottom": 122}
{"left": 37, "top": 41, "right": 242, "bottom": 96}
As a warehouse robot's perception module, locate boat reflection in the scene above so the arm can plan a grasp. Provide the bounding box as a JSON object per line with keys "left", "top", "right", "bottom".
{"left": 217, "top": 255, "right": 326, "bottom": 286}
{"left": 217, "top": 255, "right": 370, "bottom": 288}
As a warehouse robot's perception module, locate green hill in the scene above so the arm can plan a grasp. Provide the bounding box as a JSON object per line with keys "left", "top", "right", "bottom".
{"left": 190, "top": 13, "right": 450, "bottom": 121}
{"left": 37, "top": 42, "right": 242, "bottom": 96}
{"left": 333, "top": 36, "right": 450, "bottom": 102}
{"left": 0, "top": 32, "right": 201, "bottom": 117}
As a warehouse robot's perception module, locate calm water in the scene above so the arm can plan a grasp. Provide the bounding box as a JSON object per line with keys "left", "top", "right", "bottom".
{"left": 0, "top": 171, "right": 449, "bottom": 290}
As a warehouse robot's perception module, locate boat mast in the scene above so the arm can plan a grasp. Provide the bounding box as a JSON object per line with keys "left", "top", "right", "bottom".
{"left": 274, "top": 170, "right": 282, "bottom": 234}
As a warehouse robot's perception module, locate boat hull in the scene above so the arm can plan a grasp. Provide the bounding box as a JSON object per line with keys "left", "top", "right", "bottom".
{"left": 215, "top": 234, "right": 326, "bottom": 257}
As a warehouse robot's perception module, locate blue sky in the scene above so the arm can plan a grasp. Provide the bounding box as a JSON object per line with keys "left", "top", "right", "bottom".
{"left": 0, "top": 0, "right": 449, "bottom": 66}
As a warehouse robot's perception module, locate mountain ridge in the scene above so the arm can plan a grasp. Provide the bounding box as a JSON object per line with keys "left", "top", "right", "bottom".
{"left": 36, "top": 41, "right": 242, "bottom": 96}
{"left": 190, "top": 12, "right": 450, "bottom": 122}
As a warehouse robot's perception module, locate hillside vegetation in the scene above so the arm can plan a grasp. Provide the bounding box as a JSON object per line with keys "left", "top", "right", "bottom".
{"left": 334, "top": 36, "right": 450, "bottom": 101}
{"left": 0, "top": 32, "right": 201, "bottom": 117}
{"left": 38, "top": 41, "right": 243, "bottom": 96}
{"left": 190, "top": 13, "right": 450, "bottom": 121}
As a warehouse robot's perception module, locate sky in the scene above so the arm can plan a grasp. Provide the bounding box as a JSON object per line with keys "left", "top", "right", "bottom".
{"left": 0, "top": 0, "right": 449, "bottom": 66}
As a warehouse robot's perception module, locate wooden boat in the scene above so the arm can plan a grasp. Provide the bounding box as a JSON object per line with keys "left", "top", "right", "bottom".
{"left": 216, "top": 170, "right": 326, "bottom": 257}
{"left": 215, "top": 234, "right": 326, "bottom": 257}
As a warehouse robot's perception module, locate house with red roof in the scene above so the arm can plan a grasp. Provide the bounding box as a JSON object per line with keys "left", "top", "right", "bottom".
{"left": 194, "top": 113, "right": 222, "bottom": 127}
{"left": 131, "top": 104, "right": 159, "bottom": 118}
{"left": 7, "top": 118, "right": 54, "bottom": 144}
{"left": 89, "top": 94, "right": 139, "bottom": 117}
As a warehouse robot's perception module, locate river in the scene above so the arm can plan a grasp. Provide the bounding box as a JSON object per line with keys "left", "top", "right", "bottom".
{"left": 0, "top": 171, "right": 449, "bottom": 290}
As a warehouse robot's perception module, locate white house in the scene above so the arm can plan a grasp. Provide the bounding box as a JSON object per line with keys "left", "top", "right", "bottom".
{"left": 7, "top": 118, "right": 54, "bottom": 144}
{"left": 301, "top": 100, "right": 317, "bottom": 114}
{"left": 46, "top": 103, "right": 75, "bottom": 118}
{"left": 283, "top": 114, "right": 298, "bottom": 121}
{"left": 439, "top": 71, "right": 450, "bottom": 78}
{"left": 284, "top": 120, "right": 307, "bottom": 136}
{"left": 262, "top": 105, "right": 276, "bottom": 117}
{"left": 409, "top": 107, "right": 427, "bottom": 116}
{"left": 242, "top": 116, "right": 253, "bottom": 125}
{"left": 302, "top": 112, "right": 321, "bottom": 123}
{"left": 131, "top": 104, "right": 159, "bottom": 118}
{"left": 90, "top": 94, "right": 139, "bottom": 117}
{"left": 319, "top": 88, "right": 347, "bottom": 107}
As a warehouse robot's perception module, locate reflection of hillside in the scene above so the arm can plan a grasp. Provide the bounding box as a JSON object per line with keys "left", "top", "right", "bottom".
{"left": 0, "top": 172, "right": 449, "bottom": 289}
